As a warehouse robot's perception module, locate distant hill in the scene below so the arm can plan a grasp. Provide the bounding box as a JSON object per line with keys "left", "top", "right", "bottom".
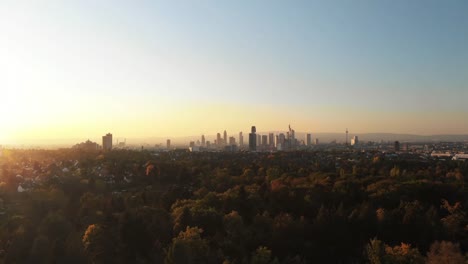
{"left": 291, "top": 133, "right": 468, "bottom": 143}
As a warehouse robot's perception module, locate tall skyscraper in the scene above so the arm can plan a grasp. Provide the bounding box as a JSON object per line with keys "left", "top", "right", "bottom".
{"left": 262, "top": 135, "right": 268, "bottom": 146}
{"left": 229, "top": 136, "right": 236, "bottom": 145}
{"left": 201, "top": 135, "right": 205, "bottom": 147}
{"left": 102, "top": 133, "right": 113, "bottom": 151}
{"left": 277, "top": 133, "right": 286, "bottom": 151}
{"left": 217, "top": 133, "right": 221, "bottom": 146}
{"left": 167, "top": 139, "right": 171, "bottom": 149}
{"left": 239, "top": 132, "right": 244, "bottom": 147}
{"left": 306, "top": 134, "right": 312, "bottom": 146}
{"left": 249, "top": 126, "right": 256, "bottom": 151}
{"left": 257, "top": 134, "right": 261, "bottom": 146}
{"left": 269, "top": 133, "right": 274, "bottom": 147}
{"left": 351, "top": 136, "right": 359, "bottom": 146}
{"left": 223, "top": 130, "right": 227, "bottom": 146}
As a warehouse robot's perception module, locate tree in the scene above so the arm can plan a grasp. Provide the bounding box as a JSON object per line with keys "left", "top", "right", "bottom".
{"left": 82, "top": 224, "right": 116, "bottom": 264}
{"left": 251, "top": 246, "right": 276, "bottom": 264}
{"left": 426, "top": 241, "right": 465, "bottom": 264}
{"left": 165, "top": 226, "right": 211, "bottom": 264}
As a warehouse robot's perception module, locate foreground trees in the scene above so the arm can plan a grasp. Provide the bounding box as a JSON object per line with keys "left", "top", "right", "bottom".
{"left": 0, "top": 149, "right": 467, "bottom": 263}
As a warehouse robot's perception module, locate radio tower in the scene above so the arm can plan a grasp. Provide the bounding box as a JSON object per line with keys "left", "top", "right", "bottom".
{"left": 346, "top": 128, "right": 349, "bottom": 145}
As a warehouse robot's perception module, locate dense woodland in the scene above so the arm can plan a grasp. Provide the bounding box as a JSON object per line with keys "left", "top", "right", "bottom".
{"left": 0, "top": 149, "right": 467, "bottom": 263}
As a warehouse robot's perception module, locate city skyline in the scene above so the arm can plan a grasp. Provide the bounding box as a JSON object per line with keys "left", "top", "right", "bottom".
{"left": 1, "top": 1, "right": 467, "bottom": 144}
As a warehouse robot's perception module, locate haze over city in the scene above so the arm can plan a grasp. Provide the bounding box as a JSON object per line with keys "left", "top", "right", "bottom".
{"left": 1, "top": 1, "right": 467, "bottom": 145}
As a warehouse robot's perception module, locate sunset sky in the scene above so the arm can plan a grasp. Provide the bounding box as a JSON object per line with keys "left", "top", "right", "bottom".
{"left": 1, "top": 1, "right": 467, "bottom": 145}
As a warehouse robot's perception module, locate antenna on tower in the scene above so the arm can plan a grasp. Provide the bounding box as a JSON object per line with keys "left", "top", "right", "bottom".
{"left": 346, "top": 128, "right": 349, "bottom": 145}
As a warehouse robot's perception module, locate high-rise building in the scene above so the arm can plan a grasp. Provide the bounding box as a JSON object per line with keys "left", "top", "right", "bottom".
{"left": 201, "top": 135, "right": 205, "bottom": 147}
{"left": 189, "top": 141, "right": 195, "bottom": 148}
{"left": 102, "top": 133, "right": 113, "bottom": 151}
{"left": 257, "top": 134, "right": 261, "bottom": 146}
{"left": 314, "top": 138, "right": 319, "bottom": 145}
{"left": 351, "top": 136, "right": 359, "bottom": 146}
{"left": 306, "top": 134, "right": 312, "bottom": 146}
{"left": 229, "top": 136, "right": 236, "bottom": 146}
{"left": 239, "top": 132, "right": 244, "bottom": 147}
{"left": 249, "top": 126, "right": 257, "bottom": 151}
{"left": 217, "top": 133, "right": 222, "bottom": 146}
{"left": 262, "top": 135, "right": 268, "bottom": 146}
{"left": 223, "top": 130, "right": 227, "bottom": 146}
{"left": 269, "top": 133, "right": 274, "bottom": 147}
{"left": 166, "top": 139, "right": 171, "bottom": 149}
{"left": 277, "top": 133, "right": 286, "bottom": 151}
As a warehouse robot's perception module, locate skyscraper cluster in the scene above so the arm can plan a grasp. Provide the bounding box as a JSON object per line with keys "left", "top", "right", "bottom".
{"left": 192, "top": 125, "right": 315, "bottom": 152}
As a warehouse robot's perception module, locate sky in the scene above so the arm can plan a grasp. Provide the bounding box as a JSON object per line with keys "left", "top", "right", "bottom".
{"left": 0, "top": 1, "right": 467, "bottom": 145}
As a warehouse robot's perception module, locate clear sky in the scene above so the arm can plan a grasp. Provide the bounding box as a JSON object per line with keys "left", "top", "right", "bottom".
{"left": 1, "top": 1, "right": 467, "bottom": 144}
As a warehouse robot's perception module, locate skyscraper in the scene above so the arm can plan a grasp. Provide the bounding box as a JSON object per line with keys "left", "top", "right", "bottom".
{"left": 223, "top": 130, "right": 227, "bottom": 146}
{"left": 351, "top": 136, "right": 359, "bottom": 146}
{"left": 306, "top": 133, "right": 312, "bottom": 146}
{"left": 249, "top": 126, "right": 256, "bottom": 151}
{"left": 102, "top": 133, "right": 113, "bottom": 151}
{"left": 277, "top": 133, "right": 286, "bottom": 151}
{"left": 217, "top": 133, "right": 221, "bottom": 147}
{"left": 201, "top": 135, "right": 205, "bottom": 147}
{"left": 167, "top": 139, "right": 171, "bottom": 149}
{"left": 269, "top": 133, "right": 274, "bottom": 147}
{"left": 239, "top": 132, "right": 244, "bottom": 147}
{"left": 229, "top": 136, "right": 236, "bottom": 145}
{"left": 262, "top": 135, "right": 268, "bottom": 146}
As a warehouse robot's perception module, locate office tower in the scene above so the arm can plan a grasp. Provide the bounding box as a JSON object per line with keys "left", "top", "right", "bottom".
{"left": 239, "top": 132, "right": 244, "bottom": 147}
{"left": 201, "top": 135, "right": 205, "bottom": 147}
{"left": 314, "top": 138, "right": 319, "bottom": 145}
{"left": 394, "top": 141, "right": 400, "bottom": 151}
{"left": 257, "top": 134, "right": 261, "bottom": 146}
{"left": 229, "top": 136, "right": 236, "bottom": 145}
{"left": 166, "top": 139, "right": 171, "bottom": 149}
{"left": 189, "top": 141, "right": 195, "bottom": 148}
{"left": 351, "top": 136, "right": 359, "bottom": 146}
{"left": 306, "top": 133, "right": 312, "bottom": 146}
{"left": 206, "top": 141, "right": 211, "bottom": 148}
{"left": 217, "top": 133, "right": 221, "bottom": 146}
{"left": 102, "top": 133, "right": 113, "bottom": 151}
{"left": 269, "top": 133, "right": 274, "bottom": 147}
{"left": 223, "top": 130, "right": 227, "bottom": 146}
{"left": 277, "top": 133, "right": 286, "bottom": 151}
{"left": 249, "top": 126, "right": 257, "bottom": 151}
{"left": 262, "top": 135, "right": 268, "bottom": 146}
